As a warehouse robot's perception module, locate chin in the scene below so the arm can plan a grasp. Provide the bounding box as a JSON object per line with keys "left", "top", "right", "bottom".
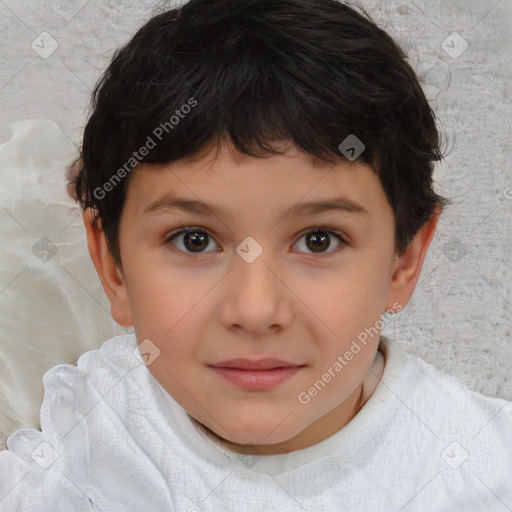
{"left": 196, "top": 407, "right": 308, "bottom": 448}
{"left": 220, "top": 420, "right": 301, "bottom": 448}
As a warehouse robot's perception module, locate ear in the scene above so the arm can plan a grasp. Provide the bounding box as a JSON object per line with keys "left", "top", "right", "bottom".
{"left": 82, "top": 207, "right": 134, "bottom": 327}
{"left": 385, "top": 206, "right": 441, "bottom": 311}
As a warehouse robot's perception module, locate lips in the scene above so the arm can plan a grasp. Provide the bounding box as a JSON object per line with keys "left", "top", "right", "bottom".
{"left": 208, "top": 358, "right": 302, "bottom": 370}
{"left": 209, "top": 364, "right": 304, "bottom": 391}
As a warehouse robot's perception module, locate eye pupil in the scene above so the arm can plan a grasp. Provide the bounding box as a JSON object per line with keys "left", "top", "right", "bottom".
{"left": 306, "top": 232, "right": 331, "bottom": 253}
{"left": 184, "top": 231, "right": 209, "bottom": 252}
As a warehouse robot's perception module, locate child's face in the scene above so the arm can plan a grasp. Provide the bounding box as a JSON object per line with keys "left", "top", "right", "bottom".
{"left": 87, "top": 140, "right": 434, "bottom": 455}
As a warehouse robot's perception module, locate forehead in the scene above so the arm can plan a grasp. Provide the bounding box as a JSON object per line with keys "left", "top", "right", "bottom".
{"left": 124, "top": 141, "right": 388, "bottom": 219}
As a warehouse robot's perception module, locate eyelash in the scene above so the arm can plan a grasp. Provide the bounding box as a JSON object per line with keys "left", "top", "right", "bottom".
{"left": 164, "top": 226, "right": 348, "bottom": 259}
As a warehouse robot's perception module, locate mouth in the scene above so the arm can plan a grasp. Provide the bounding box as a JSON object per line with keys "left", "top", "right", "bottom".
{"left": 209, "top": 358, "right": 302, "bottom": 370}
{"left": 208, "top": 359, "right": 305, "bottom": 390}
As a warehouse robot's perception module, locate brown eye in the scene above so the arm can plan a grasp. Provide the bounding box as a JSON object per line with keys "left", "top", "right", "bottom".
{"left": 306, "top": 232, "right": 331, "bottom": 252}
{"left": 294, "top": 228, "right": 346, "bottom": 256}
{"left": 166, "top": 228, "right": 218, "bottom": 255}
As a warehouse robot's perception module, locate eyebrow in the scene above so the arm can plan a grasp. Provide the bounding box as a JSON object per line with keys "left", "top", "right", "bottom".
{"left": 143, "top": 194, "right": 370, "bottom": 220}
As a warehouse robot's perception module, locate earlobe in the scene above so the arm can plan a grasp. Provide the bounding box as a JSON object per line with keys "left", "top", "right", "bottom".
{"left": 385, "top": 207, "right": 441, "bottom": 311}
{"left": 82, "top": 208, "right": 134, "bottom": 327}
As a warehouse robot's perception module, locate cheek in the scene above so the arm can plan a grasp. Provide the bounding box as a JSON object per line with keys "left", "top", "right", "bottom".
{"left": 126, "top": 264, "right": 213, "bottom": 362}
{"left": 130, "top": 281, "right": 203, "bottom": 340}
{"left": 301, "top": 271, "right": 385, "bottom": 392}
{"left": 296, "top": 275, "right": 387, "bottom": 388}
{"left": 304, "top": 265, "right": 387, "bottom": 333}
{"left": 123, "top": 250, "right": 193, "bottom": 321}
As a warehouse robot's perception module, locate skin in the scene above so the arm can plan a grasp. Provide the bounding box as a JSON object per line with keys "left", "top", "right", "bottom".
{"left": 83, "top": 139, "right": 440, "bottom": 456}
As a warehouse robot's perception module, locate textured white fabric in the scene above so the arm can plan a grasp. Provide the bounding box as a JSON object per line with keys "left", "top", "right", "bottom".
{"left": 0, "top": 334, "right": 510, "bottom": 511}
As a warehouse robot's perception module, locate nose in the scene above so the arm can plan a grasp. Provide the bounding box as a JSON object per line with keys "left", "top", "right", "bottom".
{"left": 219, "top": 248, "right": 293, "bottom": 337}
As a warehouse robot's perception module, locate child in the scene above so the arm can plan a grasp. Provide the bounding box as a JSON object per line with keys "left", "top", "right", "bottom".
{"left": 1, "top": 0, "right": 511, "bottom": 510}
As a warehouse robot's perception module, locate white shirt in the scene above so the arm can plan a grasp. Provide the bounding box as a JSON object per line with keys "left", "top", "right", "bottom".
{"left": 0, "top": 333, "right": 511, "bottom": 511}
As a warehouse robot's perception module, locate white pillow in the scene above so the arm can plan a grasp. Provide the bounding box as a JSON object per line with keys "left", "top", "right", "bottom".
{"left": 0, "top": 119, "right": 128, "bottom": 449}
